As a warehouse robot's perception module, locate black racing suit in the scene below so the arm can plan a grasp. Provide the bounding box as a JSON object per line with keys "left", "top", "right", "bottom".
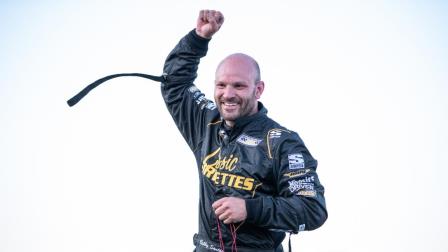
{"left": 161, "top": 30, "right": 327, "bottom": 252}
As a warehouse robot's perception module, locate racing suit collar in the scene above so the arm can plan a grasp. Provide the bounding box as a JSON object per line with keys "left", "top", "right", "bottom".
{"left": 221, "top": 102, "right": 268, "bottom": 136}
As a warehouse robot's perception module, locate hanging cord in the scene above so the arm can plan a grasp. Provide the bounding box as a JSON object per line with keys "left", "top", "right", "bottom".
{"left": 215, "top": 217, "right": 239, "bottom": 252}
{"left": 66, "top": 73, "right": 166, "bottom": 107}
{"left": 215, "top": 216, "right": 225, "bottom": 251}
{"left": 230, "top": 223, "right": 238, "bottom": 252}
{"left": 288, "top": 232, "right": 293, "bottom": 252}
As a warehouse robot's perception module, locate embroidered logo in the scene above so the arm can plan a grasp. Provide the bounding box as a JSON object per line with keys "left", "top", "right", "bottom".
{"left": 288, "top": 153, "right": 305, "bottom": 170}
{"left": 202, "top": 148, "right": 255, "bottom": 191}
{"left": 283, "top": 168, "right": 311, "bottom": 178}
{"left": 237, "top": 134, "right": 262, "bottom": 146}
{"left": 288, "top": 176, "right": 315, "bottom": 193}
{"left": 269, "top": 129, "right": 282, "bottom": 139}
{"left": 297, "top": 190, "right": 317, "bottom": 197}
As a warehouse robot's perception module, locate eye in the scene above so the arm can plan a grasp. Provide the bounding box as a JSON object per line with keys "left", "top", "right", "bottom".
{"left": 216, "top": 83, "right": 225, "bottom": 89}
{"left": 234, "top": 83, "right": 246, "bottom": 89}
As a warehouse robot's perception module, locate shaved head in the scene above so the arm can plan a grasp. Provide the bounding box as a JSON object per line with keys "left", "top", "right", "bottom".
{"left": 215, "top": 53, "right": 261, "bottom": 83}
{"left": 214, "top": 53, "right": 265, "bottom": 127}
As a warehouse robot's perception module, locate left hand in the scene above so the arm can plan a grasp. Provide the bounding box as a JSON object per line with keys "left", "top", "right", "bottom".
{"left": 212, "top": 197, "right": 247, "bottom": 224}
{"left": 195, "top": 9, "right": 224, "bottom": 39}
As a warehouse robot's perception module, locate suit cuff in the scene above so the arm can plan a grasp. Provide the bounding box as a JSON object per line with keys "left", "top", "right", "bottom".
{"left": 186, "top": 29, "right": 211, "bottom": 52}
{"left": 245, "top": 198, "right": 263, "bottom": 224}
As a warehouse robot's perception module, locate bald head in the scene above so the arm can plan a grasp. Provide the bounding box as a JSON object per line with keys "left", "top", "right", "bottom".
{"left": 215, "top": 53, "right": 261, "bottom": 83}
{"left": 214, "top": 53, "right": 265, "bottom": 127}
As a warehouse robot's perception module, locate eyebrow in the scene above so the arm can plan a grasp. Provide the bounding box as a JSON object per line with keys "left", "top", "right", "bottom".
{"left": 215, "top": 81, "right": 248, "bottom": 86}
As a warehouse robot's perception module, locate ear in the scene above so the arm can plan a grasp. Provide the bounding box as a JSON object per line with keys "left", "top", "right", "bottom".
{"left": 255, "top": 81, "right": 265, "bottom": 99}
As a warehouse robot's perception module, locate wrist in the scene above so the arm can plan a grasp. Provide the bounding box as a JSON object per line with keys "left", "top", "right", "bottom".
{"left": 195, "top": 28, "right": 212, "bottom": 39}
{"left": 185, "top": 29, "right": 210, "bottom": 53}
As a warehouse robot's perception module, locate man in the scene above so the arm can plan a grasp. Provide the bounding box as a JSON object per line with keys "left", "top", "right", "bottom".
{"left": 162, "top": 10, "right": 327, "bottom": 252}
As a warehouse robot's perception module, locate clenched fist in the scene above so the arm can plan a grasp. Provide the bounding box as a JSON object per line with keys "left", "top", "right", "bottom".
{"left": 196, "top": 10, "right": 224, "bottom": 39}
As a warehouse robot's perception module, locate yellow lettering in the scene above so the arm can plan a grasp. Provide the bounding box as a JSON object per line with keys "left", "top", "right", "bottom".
{"left": 201, "top": 149, "right": 257, "bottom": 192}
{"left": 212, "top": 171, "right": 220, "bottom": 184}
{"left": 221, "top": 173, "right": 229, "bottom": 185}
{"left": 202, "top": 148, "right": 221, "bottom": 169}
{"left": 234, "top": 176, "right": 244, "bottom": 189}
{"left": 227, "top": 174, "right": 236, "bottom": 186}
{"left": 243, "top": 178, "right": 254, "bottom": 191}
{"left": 224, "top": 155, "right": 233, "bottom": 170}
{"left": 204, "top": 166, "right": 215, "bottom": 178}
{"left": 227, "top": 157, "right": 238, "bottom": 171}
{"left": 216, "top": 158, "right": 223, "bottom": 170}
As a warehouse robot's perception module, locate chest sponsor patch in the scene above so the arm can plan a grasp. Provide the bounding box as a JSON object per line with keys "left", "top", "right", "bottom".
{"left": 269, "top": 129, "right": 282, "bottom": 139}
{"left": 236, "top": 134, "right": 262, "bottom": 146}
{"left": 202, "top": 148, "right": 256, "bottom": 192}
{"left": 288, "top": 153, "right": 305, "bottom": 170}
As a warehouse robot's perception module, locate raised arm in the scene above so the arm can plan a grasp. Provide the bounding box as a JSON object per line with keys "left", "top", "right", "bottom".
{"left": 161, "top": 10, "right": 224, "bottom": 151}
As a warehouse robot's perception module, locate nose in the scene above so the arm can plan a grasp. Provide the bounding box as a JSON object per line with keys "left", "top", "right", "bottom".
{"left": 222, "top": 86, "right": 236, "bottom": 100}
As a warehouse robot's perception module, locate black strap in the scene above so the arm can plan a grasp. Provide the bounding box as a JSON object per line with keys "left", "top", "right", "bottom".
{"left": 67, "top": 73, "right": 165, "bottom": 107}
{"left": 288, "top": 232, "right": 292, "bottom": 252}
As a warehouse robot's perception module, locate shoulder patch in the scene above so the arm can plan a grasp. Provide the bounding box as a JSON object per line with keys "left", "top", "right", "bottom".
{"left": 266, "top": 128, "right": 291, "bottom": 159}
{"left": 268, "top": 129, "right": 283, "bottom": 139}
{"left": 288, "top": 153, "right": 305, "bottom": 170}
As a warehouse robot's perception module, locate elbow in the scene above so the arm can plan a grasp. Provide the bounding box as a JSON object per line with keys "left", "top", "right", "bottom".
{"left": 308, "top": 204, "right": 328, "bottom": 230}
{"left": 299, "top": 197, "right": 328, "bottom": 231}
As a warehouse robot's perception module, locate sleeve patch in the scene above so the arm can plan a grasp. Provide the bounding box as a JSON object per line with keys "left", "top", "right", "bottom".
{"left": 288, "top": 153, "right": 305, "bottom": 170}
{"left": 288, "top": 176, "right": 315, "bottom": 193}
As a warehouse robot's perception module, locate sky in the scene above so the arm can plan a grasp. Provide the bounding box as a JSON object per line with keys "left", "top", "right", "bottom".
{"left": 1, "top": 0, "right": 447, "bottom": 251}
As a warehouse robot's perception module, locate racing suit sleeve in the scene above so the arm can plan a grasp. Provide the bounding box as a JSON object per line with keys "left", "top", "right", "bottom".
{"left": 245, "top": 132, "right": 327, "bottom": 232}
{"left": 161, "top": 30, "right": 216, "bottom": 151}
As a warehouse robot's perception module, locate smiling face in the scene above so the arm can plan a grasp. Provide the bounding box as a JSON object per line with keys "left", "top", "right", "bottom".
{"left": 214, "top": 54, "right": 264, "bottom": 127}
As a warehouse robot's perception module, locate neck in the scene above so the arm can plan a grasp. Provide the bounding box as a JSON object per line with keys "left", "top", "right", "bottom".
{"left": 224, "top": 120, "right": 234, "bottom": 128}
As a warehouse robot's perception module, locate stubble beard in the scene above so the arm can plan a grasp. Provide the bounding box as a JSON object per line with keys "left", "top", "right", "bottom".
{"left": 216, "top": 92, "right": 257, "bottom": 124}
